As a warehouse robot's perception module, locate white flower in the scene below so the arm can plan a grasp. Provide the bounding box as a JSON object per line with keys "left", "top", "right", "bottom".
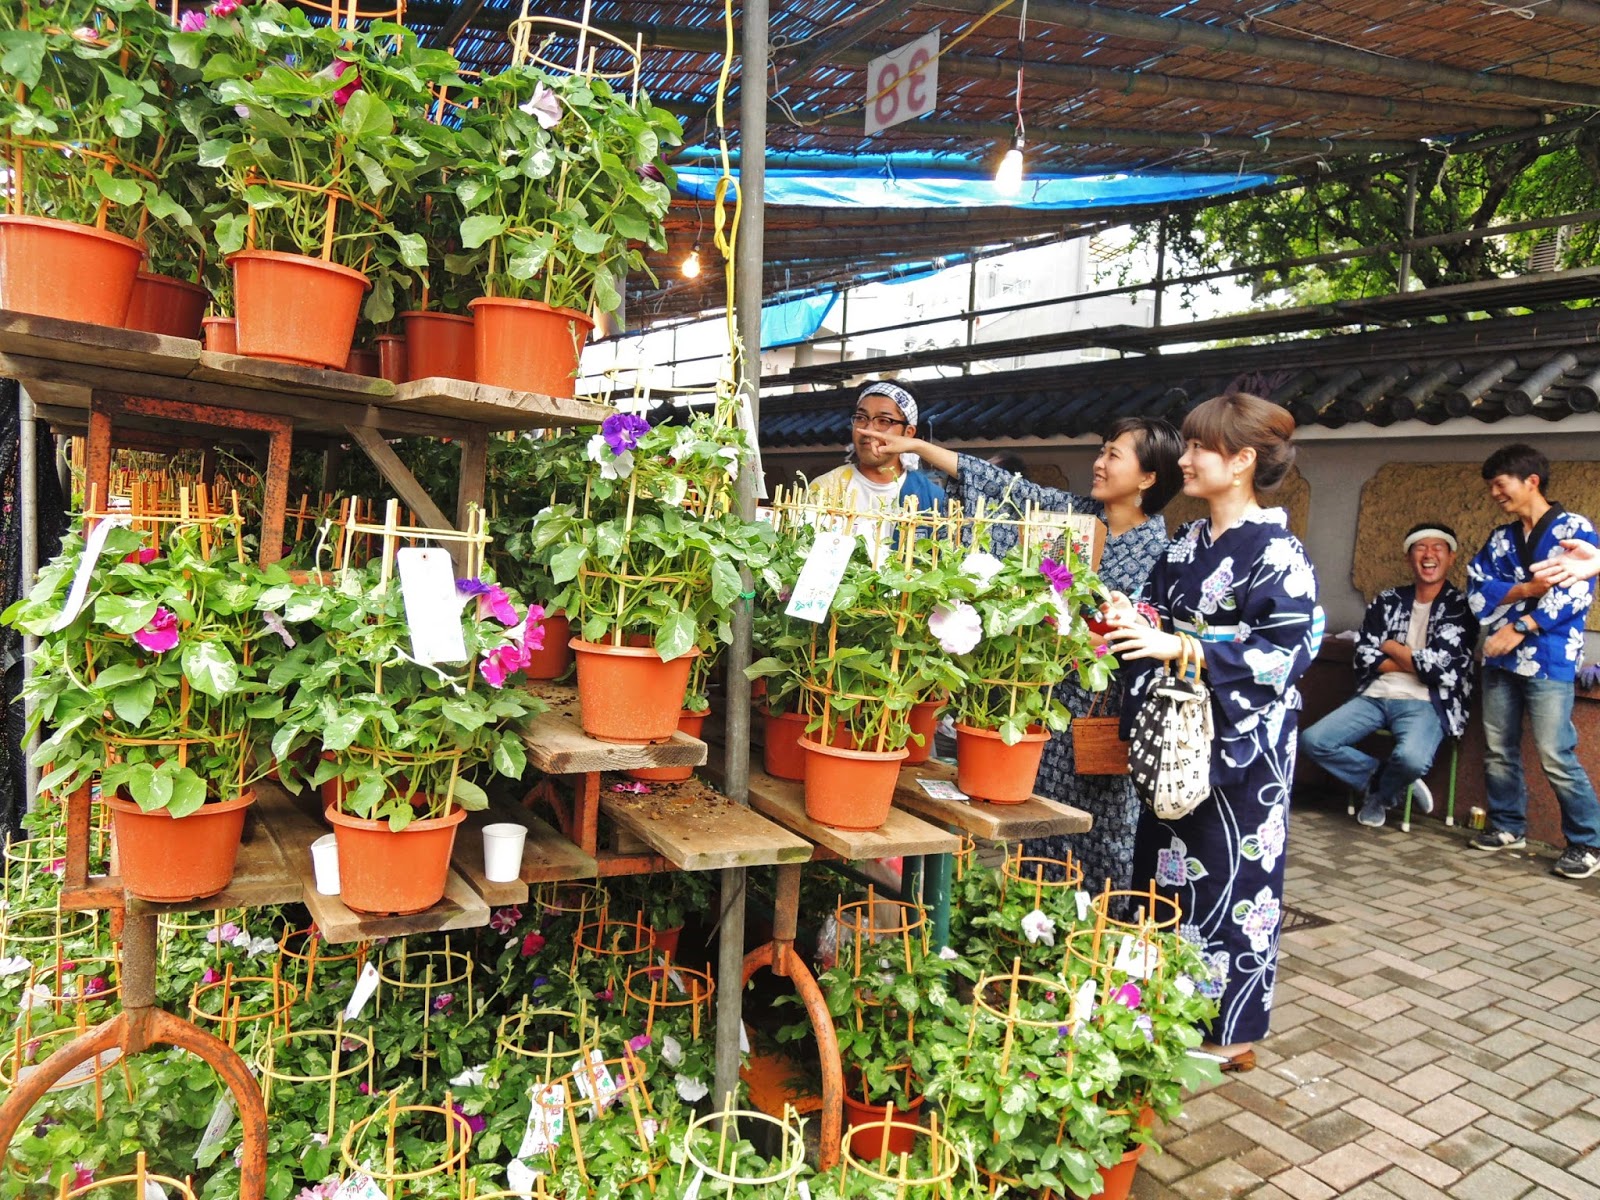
{"left": 1020, "top": 908, "right": 1056, "bottom": 947}
{"left": 661, "top": 1035, "right": 683, "bottom": 1068}
{"left": 229, "top": 929, "right": 252, "bottom": 949}
{"left": 1174, "top": 975, "right": 1196, "bottom": 997}
{"left": 929, "top": 602, "right": 982, "bottom": 654}
{"left": 718, "top": 446, "right": 742, "bottom": 481}
{"left": 519, "top": 82, "right": 562, "bottom": 129}
{"left": 961, "top": 551, "right": 1003, "bottom": 587}
{"left": 450, "top": 1065, "right": 487, "bottom": 1088}
{"left": 0, "top": 955, "right": 30, "bottom": 977}
{"left": 937, "top": 946, "right": 959, "bottom": 961}
{"left": 675, "top": 1073, "right": 709, "bottom": 1103}
{"left": 245, "top": 936, "right": 277, "bottom": 957}
{"left": 586, "top": 433, "right": 634, "bottom": 481}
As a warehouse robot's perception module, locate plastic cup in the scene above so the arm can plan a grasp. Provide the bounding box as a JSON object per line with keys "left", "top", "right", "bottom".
{"left": 310, "top": 833, "right": 340, "bottom": 896}
{"left": 483, "top": 823, "right": 527, "bottom": 883}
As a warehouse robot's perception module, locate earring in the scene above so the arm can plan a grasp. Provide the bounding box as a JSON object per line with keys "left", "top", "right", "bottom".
{"left": 1135, "top": 489, "right": 1144, "bottom": 508}
{"left": 1231, "top": 475, "right": 1242, "bottom": 488}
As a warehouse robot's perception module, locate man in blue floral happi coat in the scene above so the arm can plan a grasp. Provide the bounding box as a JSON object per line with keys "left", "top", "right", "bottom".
{"left": 1302, "top": 522, "right": 1477, "bottom": 829}
{"left": 1467, "top": 443, "right": 1600, "bottom": 880}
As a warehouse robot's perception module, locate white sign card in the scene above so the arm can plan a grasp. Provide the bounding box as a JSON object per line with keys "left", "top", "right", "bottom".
{"left": 52, "top": 516, "right": 130, "bottom": 631}
{"left": 396, "top": 547, "right": 467, "bottom": 664}
{"left": 343, "top": 962, "right": 381, "bottom": 1022}
{"left": 785, "top": 532, "right": 856, "bottom": 622}
{"left": 330, "top": 1174, "right": 385, "bottom": 1200}
{"left": 1114, "top": 934, "right": 1160, "bottom": 981}
{"left": 916, "top": 778, "right": 968, "bottom": 801}
{"left": 864, "top": 30, "right": 940, "bottom": 135}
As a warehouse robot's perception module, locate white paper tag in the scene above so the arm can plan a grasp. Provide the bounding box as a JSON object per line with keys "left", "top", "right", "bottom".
{"left": 798, "top": 1180, "right": 813, "bottom": 1200}
{"left": 144, "top": 1184, "right": 168, "bottom": 1200}
{"left": 1074, "top": 891, "right": 1091, "bottom": 922}
{"left": 505, "top": 1159, "right": 541, "bottom": 1193}
{"left": 18, "top": 1046, "right": 123, "bottom": 1093}
{"left": 1073, "top": 977, "right": 1097, "bottom": 1025}
{"left": 739, "top": 1022, "right": 751, "bottom": 1054}
{"left": 330, "top": 1175, "right": 385, "bottom": 1200}
{"left": 51, "top": 516, "right": 129, "bottom": 631}
{"left": 1114, "top": 934, "right": 1160, "bottom": 981}
{"left": 397, "top": 547, "right": 468, "bottom": 664}
{"left": 515, "top": 1082, "right": 566, "bottom": 1157}
{"left": 785, "top": 532, "right": 856, "bottom": 623}
{"left": 916, "top": 778, "right": 967, "bottom": 801}
{"left": 343, "top": 962, "right": 380, "bottom": 1022}
{"left": 683, "top": 1167, "right": 706, "bottom": 1200}
{"left": 195, "top": 1094, "right": 236, "bottom": 1165}
{"left": 571, "top": 1049, "right": 618, "bottom": 1117}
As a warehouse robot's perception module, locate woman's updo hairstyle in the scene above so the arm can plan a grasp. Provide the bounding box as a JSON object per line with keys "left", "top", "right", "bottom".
{"left": 1180, "top": 392, "right": 1297, "bottom": 492}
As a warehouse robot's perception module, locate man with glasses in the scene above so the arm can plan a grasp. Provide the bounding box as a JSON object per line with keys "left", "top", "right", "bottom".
{"left": 808, "top": 381, "right": 946, "bottom": 561}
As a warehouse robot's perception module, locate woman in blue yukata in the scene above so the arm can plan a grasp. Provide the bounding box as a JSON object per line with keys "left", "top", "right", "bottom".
{"left": 861, "top": 418, "right": 1185, "bottom": 898}
{"left": 1105, "top": 393, "right": 1324, "bottom": 1074}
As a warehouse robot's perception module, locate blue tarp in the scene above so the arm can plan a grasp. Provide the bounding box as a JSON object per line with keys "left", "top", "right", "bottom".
{"left": 761, "top": 291, "right": 839, "bottom": 349}
{"left": 673, "top": 163, "right": 1274, "bottom": 211}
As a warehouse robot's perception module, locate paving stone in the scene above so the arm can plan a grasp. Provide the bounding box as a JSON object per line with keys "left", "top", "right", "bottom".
{"left": 1332, "top": 1068, "right": 1423, "bottom": 1118}
{"left": 1377, "top": 1167, "right": 1455, "bottom": 1200}
{"left": 1544, "top": 1114, "right": 1600, "bottom": 1155}
{"left": 1395, "top": 1063, "right": 1469, "bottom": 1104}
{"left": 1408, "top": 1093, "right": 1488, "bottom": 1137}
{"left": 1495, "top": 1148, "right": 1600, "bottom": 1200}
{"left": 1168, "top": 1123, "right": 1260, "bottom": 1169}
{"left": 1430, "top": 1126, "right": 1510, "bottom": 1173}
{"left": 1294, "top": 1109, "right": 1378, "bottom": 1153}
{"left": 1224, "top": 1111, "right": 1321, "bottom": 1166}
{"left": 1500, "top": 1053, "right": 1571, "bottom": 1091}
{"left": 1267, "top": 1167, "right": 1338, "bottom": 1200}
{"left": 1283, "top": 1079, "right": 1360, "bottom": 1119}
{"left": 1241, "top": 1187, "right": 1295, "bottom": 1200}
{"left": 1355, "top": 1129, "right": 1462, "bottom": 1188}
{"left": 1170, "top": 1091, "right": 1245, "bottom": 1133}
{"left": 1172, "top": 1160, "right": 1266, "bottom": 1200}
{"left": 1522, "top": 1079, "right": 1600, "bottom": 1122}
{"left": 1237, "top": 1147, "right": 1290, "bottom": 1180}
{"left": 1303, "top": 1143, "right": 1391, "bottom": 1192}
{"left": 1343, "top": 1097, "right": 1439, "bottom": 1151}
{"left": 1453, "top": 1082, "right": 1554, "bottom": 1132}
{"left": 1475, "top": 1114, "right": 1583, "bottom": 1169}
{"left": 1445, "top": 1162, "right": 1535, "bottom": 1200}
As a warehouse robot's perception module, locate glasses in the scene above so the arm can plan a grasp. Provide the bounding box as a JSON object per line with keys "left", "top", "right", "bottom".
{"left": 851, "top": 411, "right": 908, "bottom": 431}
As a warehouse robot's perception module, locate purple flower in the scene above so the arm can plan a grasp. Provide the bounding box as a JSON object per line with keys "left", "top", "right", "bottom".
{"left": 450, "top": 1101, "right": 486, "bottom": 1136}
{"left": 262, "top": 612, "right": 296, "bottom": 648}
{"left": 202, "top": 967, "right": 220, "bottom": 985}
{"left": 457, "top": 578, "right": 519, "bottom": 627}
{"left": 629, "top": 1033, "right": 651, "bottom": 1052}
{"left": 1110, "top": 982, "right": 1142, "bottom": 1009}
{"left": 178, "top": 8, "right": 206, "bottom": 29}
{"left": 489, "top": 905, "right": 522, "bottom": 934}
{"left": 206, "top": 922, "right": 242, "bottom": 945}
{"left": 637, "top": 163, "right": 664, "bottom": 183}
{"left": 1040, "top": 558, "right": 1073, "bottom": 593}
{"left": 531, "top": 975, "right": 549, "bottom": 991}
{"left": 519, "top": 83, "right": 562, "bottom": 129}
{"left": 601, "top": 413, "right": 651, "bottom": 456}
{"left": 132, "top": 607, "right": 179, "bottom": 653}
{"left": 432, "top": 992, "right": 454, "bottom": 1013}
{"left": 83, "top": 976, "right": 108, "bottom": 996}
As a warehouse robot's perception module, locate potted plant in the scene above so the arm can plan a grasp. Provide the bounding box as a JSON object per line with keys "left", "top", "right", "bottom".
{"left": 944, "top": 534, "right": 1110, "bottom": 804}
{"left": 747, "top": 527, "right": 820, "bottom": 781}
{"left": 0, "top": 0, "right": 174, "bottom": 324}
{"left": 2, "top": 520, "right": 281, "bottom": 902}
{"left": 451, "top": 64, "right": 680, "bottom": 396}
{"left": 187, "top": 2, "right": 454, "bottom": 367}
{"left": 626, "top": 642, "right": 720, "bottom": 783}
{"left": 396, "top": 179, "right": 478, "bottom": 381}
{"left": 265, "top": 563, "right": 546, "bottom": 915}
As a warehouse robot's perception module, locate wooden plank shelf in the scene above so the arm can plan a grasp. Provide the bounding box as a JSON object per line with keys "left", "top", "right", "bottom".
{"left": 455, "top": 801, "right": 599, "bottom": 906}
{"left": 122, "top": 804, "right": 302, "bottom": 915}
{"left": 894, "top": 761, "right": 1093, "bottom": 842}
{"left": 0, "top": 309, "right": 610, "bottom": 437}
{"left": 742, "top": 766, "right": 962, "bottom": 859}
{"left": 521, "top": 683, "right": 708, "bottom": 775}
{"left": 600, "top": 778, "right": 812, "bottom": 871}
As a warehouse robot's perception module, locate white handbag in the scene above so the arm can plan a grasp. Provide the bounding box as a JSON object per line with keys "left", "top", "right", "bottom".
{"left": 1128, "top": 635, "right": 1214, "bottom": 821}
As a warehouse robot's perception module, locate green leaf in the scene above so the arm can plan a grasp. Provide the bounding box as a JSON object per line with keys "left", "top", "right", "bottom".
{"left": 181, "top": 641, "right": 239, "bottom": 699}
{"left": 570, "top": 226, "right": 607, "bottom": 255}
{"left": 92, "top": 662, "right": 145, "bottom": 690}
{"left": 0, "top": 31, "right": 48, "bottom": 89}
{"left": 127, "top": 763, "right": 172, "bottom": 813}
{"left": 460, "top": 214, "right": 508, "bottom": 250}
{"left": 110, "top": 679, "right": 157, "bottom": 726}
{"left": 93, "top": 594, "right": 159, "bottom": 635}
{"left": 450, "top": 776, "right": 489, "bottom": 810}
{"left": 341, "top": 89, "right": 394, "bottom": 140}
{"left": 655, "top": 611, "right": 696, "bottom": 662}
{"left": 492, "top": 736, "right": 527, "bottom": 779}
{"left": 321, "top": 709, "right": 365, "bottom": 753}
{"left": 548, "top": 543, "right": 587, "bottom": 584}
{"left": 168, "top": 769, "right": 207, "bottom": 818}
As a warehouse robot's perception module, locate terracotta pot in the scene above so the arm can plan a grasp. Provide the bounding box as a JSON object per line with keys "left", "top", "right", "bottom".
{"left": 905, "top": 699, "right": 943, "bottom": 766}
{"left": 570, "top": 638, "right": 700, "bottom": 744}
{"left": 0, "top": 214, "right": 144, "bottom": 326}
{"left": 648, "top": 924, "right": 683, "bottom": 957}
{"left": 228, "top": 250, "right": 370, "bottom": 368}
{"left": 955, "top": 723, "right": 1049, "bottom": 804}
{"left": 324, "top": 804, "right": 467, "bottom": 915}
{"left": 123, "top": 271, "right": 209, "bottom": 339}
{"left": 1096, "top": 1143, "right": 1146, "bottom": 1200}
{"left": 763, "top": 709, "right": 810, "bottom": 781}
{"left": 202, "top": 316, "right": 238, "bottom": 355}
{"left": 843, "top": 1092, "right": 924, "bottom": 1161}
{"left": 103, "top": 790, "right": 255, "bottom": 903}
{"left": 318, "top": 749, "right": 344, "bottom": 813}
{"left": 800, "top": 738, "right": 908, "bottom": 831}
{"left": 375, "top": 333, "right": 407, "bottom": 383}
{"left": 470, "top": 296, "right": 594, "bottom": 398}
{"left": 400, "top": 310, "right": 475, "bottom": 381}
{"left": 344, "top": 346, "right": 380, "bottom": 376}
{"left": 525, "top": 611, "right": 573, "bottom": 680}
{"left": 628, "top": 709, "right": 709, "bottom": 782}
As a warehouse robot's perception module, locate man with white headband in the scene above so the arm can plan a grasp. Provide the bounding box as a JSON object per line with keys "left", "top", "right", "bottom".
{"left": 1302, "top": 521, "right": 1477, "bottom": 829}
{"left": 807, "top": 380, "right": 946, "bottom": 557}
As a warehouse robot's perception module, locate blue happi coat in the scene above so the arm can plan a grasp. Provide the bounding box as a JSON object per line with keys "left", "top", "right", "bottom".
{"left": 1351, "top": 583, "right": 1478, "bottom": 737}
{"left": 1467, "top": 508, "right": 1598, "bottom": 681}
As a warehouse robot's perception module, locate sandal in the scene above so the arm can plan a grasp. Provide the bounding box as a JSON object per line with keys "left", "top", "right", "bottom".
{"left": 1218, "top": 1048, "right": 1256, "bottom": 1074}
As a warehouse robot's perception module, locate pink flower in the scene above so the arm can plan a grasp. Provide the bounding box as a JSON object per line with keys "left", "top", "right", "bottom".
{"left": 73, "top": 1165, "right": 95, "bottom": 1188}
{"left": 450, "top": 1101, "right": 487, "bottom": 1135}
{"left": 611, "top": 781, "right": 652, "bottom": 794}
{"left": 202, "top": 967, "right": 220, "bottom": 985}
{"left": 1094, "top": 643, "right": 1111, "bottom": 658}
{"left": 519, "top": 82, "right": 562, "bottom": 129}
{"left": 206, "top": 922, "right": 242, "bottom": 945}
{"left": 457, "top": 579, "right": 519, "bottom": 627}
{"left": 122, "top": 547, "right": 159, "bottom": 565}
{"left": 597, "top": 986, "right": 614, "bottom": 1002}
{"left": 521, "top": 931, "right": 545, "bottom": 957}
{"left": 432, "top": 992, "right": 454, "bottom": 1013}
{"left": 177, "top": 10, "right": 206, "bottom": 31}
{"left": 358, "top": 1082, "right": 370, "bottom": 1095}
{"left": 522, "top": 605, "right": 546, "bottom": 653}
{"left": 132, "top": 607, "right": 179, "bottom": 653}
{"left": 1110, "top": 982, "right": 1142, "bottom": 1009}
{"left": 330, "top": 59, "right": 362, "bottom": 108}
{"left": 47, "top": 857, "right": 65, "bottom": 876}
{"left": 478, "top": 642, "right": 525, "bottom": 689}
{"left": 489, "top": 906, "right": 522, "bottom": 934}
{"left": 83, "top": 976, "right": 108, "bottom": 996}
{"left": 629, "top": 1033, "right": 651, "bottom": 1052}
{"left": 208, "top": 0, "right": 239, "bottom": 14}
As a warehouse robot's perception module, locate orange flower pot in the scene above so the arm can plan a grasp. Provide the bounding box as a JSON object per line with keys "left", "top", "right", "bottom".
{"left": 104, "top": 790, "right": 255, "bottom": 903}
{"left": 202, "top": 316, "right": 238, "bottom": 354}
{"left": 375, "top": 333, "right": 407, "bottom": 383}
{"left": 648, "top": 924, "right": 684, "bottom": 957}
{"left": 525, "top": 612, "right": 573, "bottom": 680}
{"left": 470, "top": 296, "right": 593, "bottom": 398}
{"left": 324, "top": 804, "right": 467, "bottom": 915}
{"left": 843, "top": 1092, "right": 924, "bottom": 1161}
{"left": 1096, "top": 1143, "right": 1147, "bottom": 1200}
{"left": 229, "top": 250, "right": 370, "bottom": 368}
{"left": 800, "top": 738, "right": 908, "bottom": 831}
{"left": 955, "top": 723, "right": 1049, "bottom": 804}
{"left": 762, "top": 709, "right": 810, "bottom": 781}
{"left": 401, "top": 310, "right": 474, "bottom": 380}
{"left": 570, "top": 638, "right": 700, "bottom": 744}
{"left": 905, "top": 699, "right": 943, "bottom": 766}
{"left": 0, "top": 214, "right": 144, "bottom": 326}
{"left": 344, "top": 346, "right": 380, "bottom": 376}
{"left": 123, "top": 271, "right": 209, "bottom": 339}
{"left": 628, "top": 709, "right": 709, "bottom": 782}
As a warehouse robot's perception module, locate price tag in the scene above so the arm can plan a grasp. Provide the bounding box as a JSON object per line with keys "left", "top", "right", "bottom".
{"left": 739, "top": 1022, "right": 750, "bottom": 1054}
{"left": 1072, "top": 978, "right": 1097, "bottom": 1025}
{"left": 330, "top": 1175, "right": 385, "bottom": 1200}
{"left": 143, "top": 1183, "right": 168, "bottom": 1200}
{"left": 798, "top": 1181, "right": 813, "bottom": 1200}
{"left": 505, "top": 1159, "right": 541, "bottom": 1194}
{"left": 1114, "top": 934, "right": 1160, "bottom": 981}
{"left": 916, "top": 778, "right": 967, "bottom": 801}
{"left": 515, "top": 1082, "right": 566, "bottom": 1157}
{"left": 195, "top": 1094, "right": 235, "bottom": 1166}
{"left": 570, "top": 1049, "right": 618, "bottom": 1117}
{"left": 396, "top": 548, "right": 467, "bottom": 664}
{"left": 785, "top": 532, "right": 856, "bottom": 623}
{"left": 1074, "top": 891, "right": 1091, "bottom": 922}
{"left": 344, "top": 962, "right": 380, "bottom": 1022}
{"left": 51, "top": 516, "right": 130, "bottom": 631}
{"left": 683, "top": 1168, "right": 706, "bottom": 1200}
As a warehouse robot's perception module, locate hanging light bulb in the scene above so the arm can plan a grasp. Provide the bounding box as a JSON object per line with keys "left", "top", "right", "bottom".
{"left": 995, "top": 136, "right": 1025, "bottom": 196}
{"left": 681, "top": 243, "right": 702, "bottom": 280}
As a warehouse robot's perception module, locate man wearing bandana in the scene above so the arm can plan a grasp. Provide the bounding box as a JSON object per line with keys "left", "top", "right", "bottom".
{"left": 1301, "top": 522, "right": 1478, "bottom": 829}
{"left": 807, "top": 380, "right": 946, "bottom": 559}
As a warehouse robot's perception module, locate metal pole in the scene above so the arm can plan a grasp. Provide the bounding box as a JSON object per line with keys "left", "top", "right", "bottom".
{"left": 1152, "top": 214, "right": 1168, "bottom": 330}
{"left": 715, "top": 0, "right": 768, "bottom": 1114}
{"left": 17, "top": 385, "right": 40, "bottom": 821}
{"left": 963, "top": 259, "right": 978, "bottom": 376}
{"left": 1399, "top": 166, "right": 1419, "bottom": 294}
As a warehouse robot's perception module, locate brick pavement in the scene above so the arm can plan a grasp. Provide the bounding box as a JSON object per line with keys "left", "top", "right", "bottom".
{"left": 1136, "top": 800, "right": 1600, "bottom": 1200}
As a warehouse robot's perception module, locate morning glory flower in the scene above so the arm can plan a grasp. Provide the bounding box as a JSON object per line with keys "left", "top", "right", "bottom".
{"left": 520, "top": 82, "right": 562, "bottom": 129}
{"left": 132, "top": 607, "right": 179, "bottom": 653}
{"left": 662, "top": 1035, "right": 683, "bottom": 1067}
{"left": 675, "top": 1074, "right": 709, "bottom": 1103}
{"left": 928, "top": 601, "right": 982, "bottom": 655}
{"left": 961, "top": 551, "right": 1004, "bottom": 586}
{"left": 1040, "top": 557, "right": 1073, "bottom": 593}
{"left": 602, "top": 412, "right": 651, "bottom": 455}
{"left": 1020, "top": 908, "right": 1056, "bottom": 947}
{"left": 456, "top": 578, "right": 519, "bottom": 626}
{"left": 586, "top": 433, "right": 633, "bottom": 481}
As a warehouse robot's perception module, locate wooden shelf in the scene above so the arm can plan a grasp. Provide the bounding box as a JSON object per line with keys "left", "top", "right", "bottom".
{"left": 600, "top": 778, "right": 812, "bottom": 871}
{"left": 894, "top": 761, "right": 1093, "bottom": 842}
{"left": 742, "top": 766, "right": 962, "bottom": 859}
{"left": 455, "top": 800, "right": 599, "bottom": 906}
{"left": 0, "top": 309, "right": 610, "bottom": 438}
{"left": 120, "top": 803, "right": 303, "bottom": 915}
{"left": 521, "top": 683, "right": 708, "bottom": 774}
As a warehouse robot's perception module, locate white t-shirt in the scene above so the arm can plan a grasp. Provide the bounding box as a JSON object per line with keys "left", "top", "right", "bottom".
{"left": 809, "top": 464, "right": 903, "bottom": 564}
{"left": 1365, "top": 600, "right": 1432, "bottom": 703}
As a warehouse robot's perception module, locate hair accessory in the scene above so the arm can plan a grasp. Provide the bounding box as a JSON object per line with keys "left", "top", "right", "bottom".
{"left": 859, "top": 381, "right": 921, "bottom": 472}
{"left": 1403, "top": 525, "right": 1458, "bottom": 553}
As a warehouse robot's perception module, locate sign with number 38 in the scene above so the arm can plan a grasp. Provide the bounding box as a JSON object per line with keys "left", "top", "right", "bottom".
{"left": 864, "top": 30, "right": 939, "bottom": 136}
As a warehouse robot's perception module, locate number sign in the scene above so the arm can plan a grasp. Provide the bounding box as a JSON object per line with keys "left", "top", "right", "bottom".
{"left": 864, "top": 30, "right": 939, "bottom": 135}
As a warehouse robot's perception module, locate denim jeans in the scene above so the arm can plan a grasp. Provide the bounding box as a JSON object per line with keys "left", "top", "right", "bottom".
{"left": 1482, "top": 668, "right": 1600, "bottom": 849}
{"left": 1301, "top": 694, "right": 1445, "bottom": 806}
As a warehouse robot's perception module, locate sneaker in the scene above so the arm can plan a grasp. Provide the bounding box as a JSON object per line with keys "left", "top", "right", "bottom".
{"left": 1409, "top": 778, "right": 1434, "bottom": 816}
{"left": 1469, "top": 828, "right": 1526, "bottom": 852}
{"left": 1553, "top": 846, "right": 1600, "bottom": 879}
{"left": 1357, "top": 797, "right": 1388, "bottom": 828}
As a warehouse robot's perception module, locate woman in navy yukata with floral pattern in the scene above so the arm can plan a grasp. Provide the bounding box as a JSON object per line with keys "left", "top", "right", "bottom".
{"left": 1105, "top": 393, "right": 1324, "bottom": 1073}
